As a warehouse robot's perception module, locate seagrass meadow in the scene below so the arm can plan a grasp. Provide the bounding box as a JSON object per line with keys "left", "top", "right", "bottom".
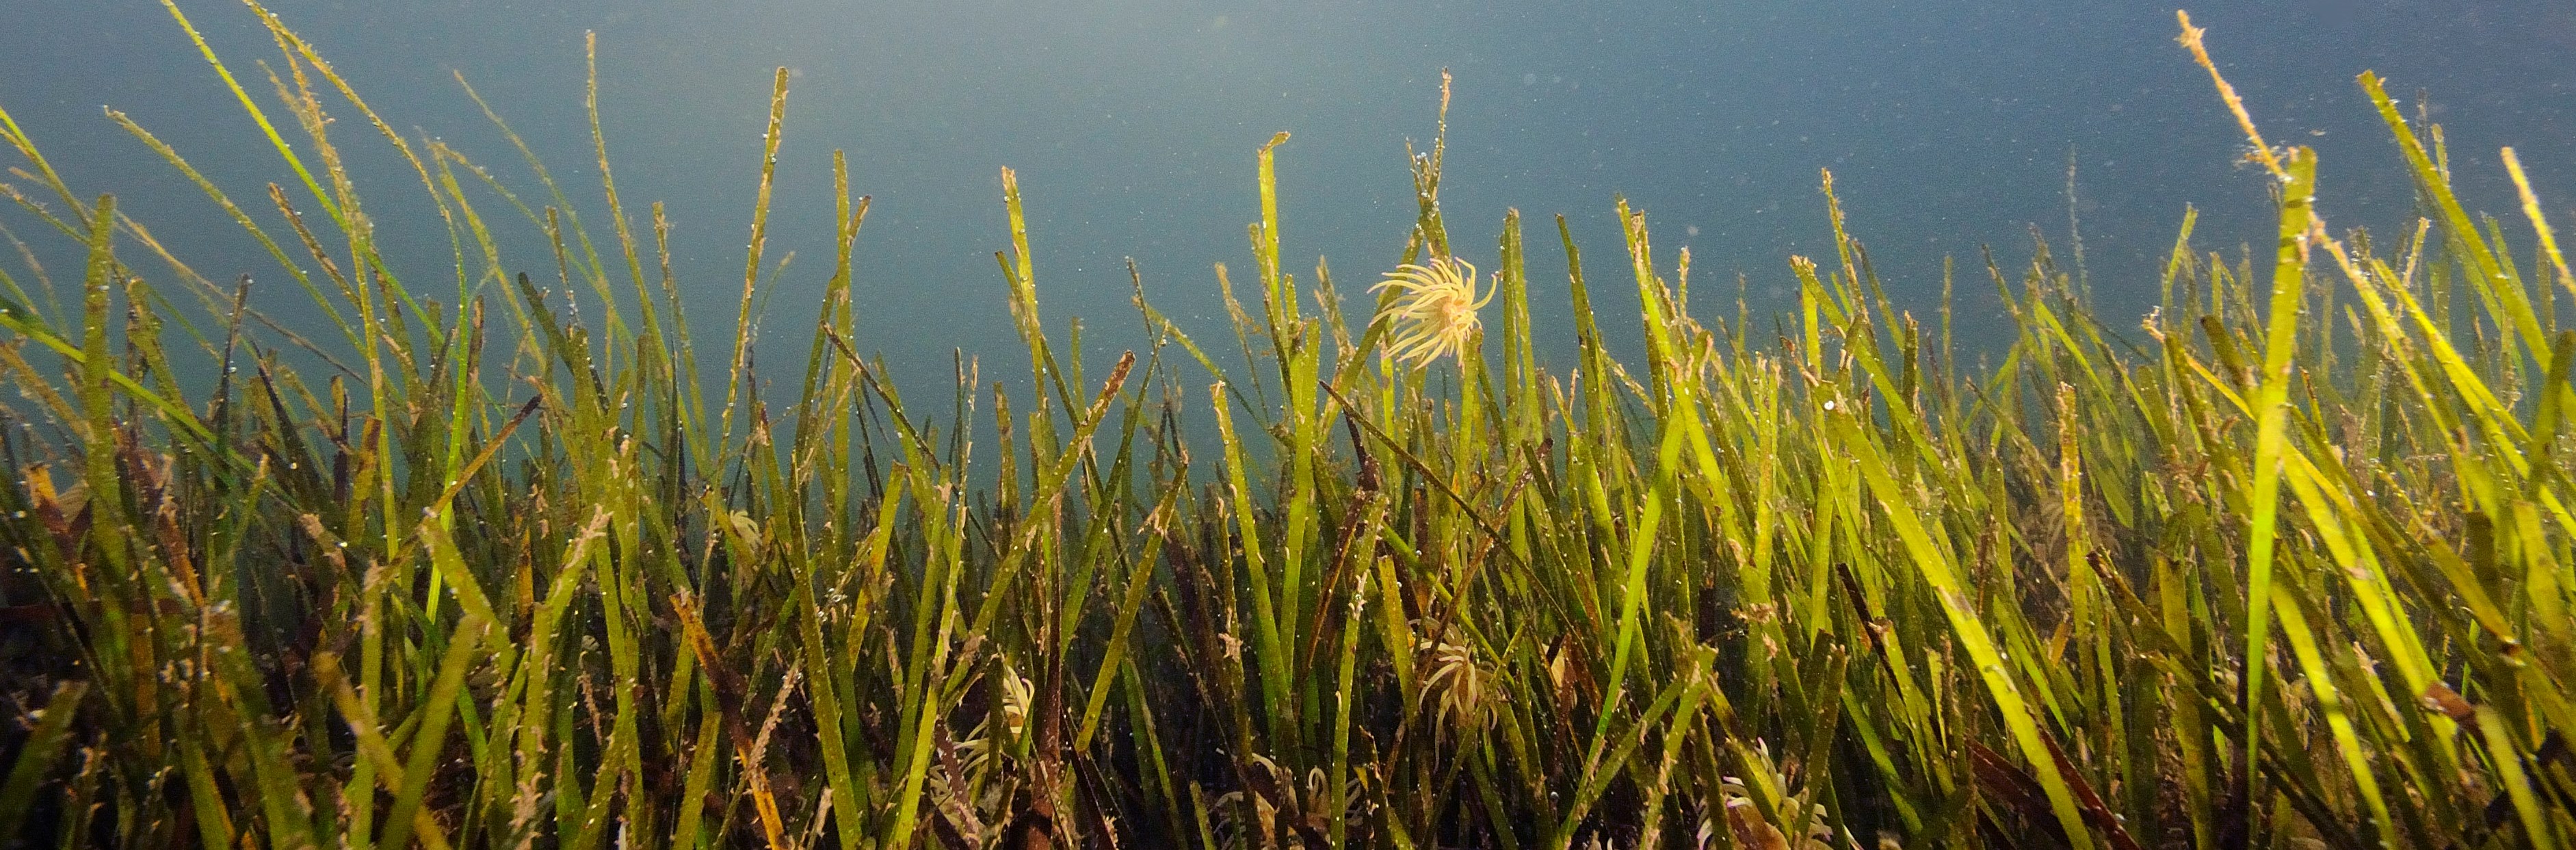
{"left": 2, "top": 2, "right": 2575, "bottom": 847}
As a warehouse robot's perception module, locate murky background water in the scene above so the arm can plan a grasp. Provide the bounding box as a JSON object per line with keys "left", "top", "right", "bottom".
{"left": 2, "top": 0, "right": 2568, "bottom": 398}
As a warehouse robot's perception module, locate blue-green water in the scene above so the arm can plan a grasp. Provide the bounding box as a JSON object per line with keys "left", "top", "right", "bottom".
{"left": 2, "top": 0, "right": 2568, "bottom": 398}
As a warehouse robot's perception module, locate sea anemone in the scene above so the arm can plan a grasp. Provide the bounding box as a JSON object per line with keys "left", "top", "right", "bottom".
{"left": 1372, "top": 255, "right": 1494, "bottom": 368}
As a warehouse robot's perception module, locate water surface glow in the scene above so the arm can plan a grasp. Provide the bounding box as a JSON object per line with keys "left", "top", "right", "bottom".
{"left": 1, "top": 0, "right": 2566, "bottom": 391}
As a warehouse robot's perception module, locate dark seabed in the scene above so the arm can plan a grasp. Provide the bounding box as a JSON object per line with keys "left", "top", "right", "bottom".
{"left": 1, "top": 0, "right": 2568, "bottom": 394}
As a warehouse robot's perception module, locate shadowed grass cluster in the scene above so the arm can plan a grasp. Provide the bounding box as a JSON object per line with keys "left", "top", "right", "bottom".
{"left": 0, "top": 4, "right": 2571, "bottom": 848}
